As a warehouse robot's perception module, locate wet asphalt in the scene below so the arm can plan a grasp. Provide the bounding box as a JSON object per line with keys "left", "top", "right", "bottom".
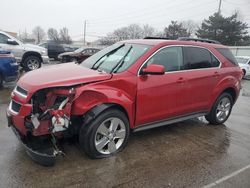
{"left": 0, "top": 64, "right": 250, "bottom": 188}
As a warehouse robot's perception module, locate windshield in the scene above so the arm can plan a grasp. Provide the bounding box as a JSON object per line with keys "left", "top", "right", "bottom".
{"left": 236, "top": 57, "right": 249, "bottom": 64}
{"left": 81, "top": 43, "right": 151, "bottom": 73}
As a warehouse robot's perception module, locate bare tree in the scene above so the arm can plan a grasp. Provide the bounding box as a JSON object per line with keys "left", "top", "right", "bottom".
{"left": 60, "top": 27, "right": 72, "bottom": 44}
{"left": 32, "top": 26, "right": 46, "bottom": 44}
{"left": 99, "top": 24, "right": 158, "bottom": 45}
{"left": 181, "top": 20, "right": 199, "bottom": 37}
{"left": 47, "top": 28, "right": 60, "bottom": 43}
{"left": 142, "top": 24, "right": 156, "bottom": 37}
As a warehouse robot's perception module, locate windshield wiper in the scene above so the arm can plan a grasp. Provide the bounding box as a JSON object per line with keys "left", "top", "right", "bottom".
{"left": 91, "top": 44, "right": 125, "bottom": 70}
{"left": 110, "top": 45, "right": 133, "bottom": 73}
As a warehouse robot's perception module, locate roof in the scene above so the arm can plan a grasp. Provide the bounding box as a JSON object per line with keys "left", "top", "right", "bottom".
{"left": 122, "top": 39, "right": 226, "bottom": 49}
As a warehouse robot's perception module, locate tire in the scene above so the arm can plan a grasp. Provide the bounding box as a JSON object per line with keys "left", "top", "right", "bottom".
{"left": 205, "top": 93, "right": 233, "bottom": 125}
{"left": 242, "top": 69, "right": 246, "bottom": 77}
{"left": 79, "top": 109, "right": 130, "bottom": 159}
{"left": 23, "top": 56, "right": 41, "bottom": 71}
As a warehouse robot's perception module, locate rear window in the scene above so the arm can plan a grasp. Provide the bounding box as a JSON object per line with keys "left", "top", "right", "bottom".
{"left": 216, "top": 48, "right": 238, "bottom": 65}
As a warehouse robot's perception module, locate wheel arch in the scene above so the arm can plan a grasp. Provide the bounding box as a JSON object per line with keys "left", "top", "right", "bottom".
{"left": 222, "top": 87, "right": 237, "bottom": 103}
{"left": 22, "top": 51, "right": 42, "bottom": 63}
{"left": 72, "top": 89, "right": 135, "bottom": 128}
{"left": 82, "top": 103, "right": 130, "bottom": 126}
{"left": 209, "top": 75, "right": 240, "bottom": 111}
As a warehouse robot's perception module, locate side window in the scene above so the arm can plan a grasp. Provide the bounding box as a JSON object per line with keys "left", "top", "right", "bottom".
{"left": 211, "top": 54, "right": 220, "bottom": 67}
{"left": 216, "top": 48, "right": 238, "bottom": 65}
{"left": 0, "top": 33, "right": 10, "bottom": 44}
{"left": 184, "top": 47, "right": 212, "bottom": 69}
{"left": 147, "top": 46, "right": 183, "bottom": 72}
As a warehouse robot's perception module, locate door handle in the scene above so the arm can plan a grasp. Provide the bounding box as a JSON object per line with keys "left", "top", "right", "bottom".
{"left": 213, "top": 71, "right": 220, "bottom": 77}
{"left": 177, "top": 77, "right": 185, "bottom": 83}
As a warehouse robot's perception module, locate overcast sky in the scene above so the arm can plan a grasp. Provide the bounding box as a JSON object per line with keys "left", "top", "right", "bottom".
{"left": 0, "top": 0, "right": 249, "bottom": 41}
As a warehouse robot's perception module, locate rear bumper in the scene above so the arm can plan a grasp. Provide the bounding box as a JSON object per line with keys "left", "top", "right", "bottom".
{"left": 7, "top": 111, "right": 56, "bottom": 166}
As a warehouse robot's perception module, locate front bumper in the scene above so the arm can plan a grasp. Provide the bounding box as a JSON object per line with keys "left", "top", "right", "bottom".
{"left": 41, "top": 55, "right": 50, "bottom": 64}
{"left": 7, "top": 111, "right": 56, "bottom": 166}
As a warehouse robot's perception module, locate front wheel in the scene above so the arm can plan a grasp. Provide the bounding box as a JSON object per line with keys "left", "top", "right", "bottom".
{"left": 23, "top": 56, "right": 41, "bottom": 71}
{"left": 79, "top": 109, "right": 130, "bottom": 158}
{"left": 205, "top": 93, "right": 233, "bottom": 125}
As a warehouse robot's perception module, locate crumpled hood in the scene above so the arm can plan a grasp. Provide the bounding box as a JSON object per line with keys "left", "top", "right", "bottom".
{"left": 17, "top": 63, "right": 112, "bottom": 93}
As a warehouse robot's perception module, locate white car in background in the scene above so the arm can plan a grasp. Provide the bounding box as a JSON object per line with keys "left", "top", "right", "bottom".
{"left": 235, "top": 56, "right": 250, "bottom": 78}
{"left": 0, "top": 31, "right": 49, "bottom": 71}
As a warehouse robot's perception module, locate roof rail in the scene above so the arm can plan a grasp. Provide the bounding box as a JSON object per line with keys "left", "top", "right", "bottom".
{"left": 144, "top": 37, "right": 170, "bottom": 40}
{"left": 177, "top": 37, "right": 221, "bottom": 44}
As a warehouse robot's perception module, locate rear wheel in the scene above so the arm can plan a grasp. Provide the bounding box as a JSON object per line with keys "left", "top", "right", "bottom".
{"left": 23, "top": 56, "right": 41, "bottom": 71}
{"left": 205, "top": 93, "right": 233, "bottom": 125}
{"left": 79, "top": 109, "right": 130, "bottom": 158}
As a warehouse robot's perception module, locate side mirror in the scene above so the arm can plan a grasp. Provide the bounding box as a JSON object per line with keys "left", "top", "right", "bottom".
{"left": 141, "top": 64, "right": 165, "bottom": 75}
{"left": 7, "top": 39, "right": 18, "bottom": 45}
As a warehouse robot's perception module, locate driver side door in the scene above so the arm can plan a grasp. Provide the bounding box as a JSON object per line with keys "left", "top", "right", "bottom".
{"left": 135, "top": 46, "right": 187, "bottom": 126}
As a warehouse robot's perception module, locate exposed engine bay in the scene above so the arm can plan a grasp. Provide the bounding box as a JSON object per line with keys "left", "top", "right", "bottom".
{"left": 28, "top": 87, "right": 75, "bottom": 136}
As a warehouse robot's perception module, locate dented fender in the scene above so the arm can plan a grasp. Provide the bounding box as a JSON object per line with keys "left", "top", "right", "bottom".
{"left": 71, "top": 86, "right": 135, "bottom": 128}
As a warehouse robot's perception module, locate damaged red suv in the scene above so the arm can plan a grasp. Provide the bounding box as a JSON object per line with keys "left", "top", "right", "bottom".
{"left": 7, "top": 38, "right": 242, "bottom": 166}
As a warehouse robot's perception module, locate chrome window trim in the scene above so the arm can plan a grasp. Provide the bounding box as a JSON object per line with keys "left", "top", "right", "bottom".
{"left": 13, "top": 86, "right": 28, "bottom": 98}
{"left": 137, "top": 45, "right": 222, "bottom": 76}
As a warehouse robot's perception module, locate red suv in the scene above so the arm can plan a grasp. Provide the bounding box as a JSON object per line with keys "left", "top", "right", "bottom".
{"left": 7, "top": 38, "right": 242, "bottom": 166}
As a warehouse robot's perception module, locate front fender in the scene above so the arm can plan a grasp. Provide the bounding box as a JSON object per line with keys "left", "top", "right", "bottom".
{"left": 71, "top": 87, "right": 135, "bottom": 128}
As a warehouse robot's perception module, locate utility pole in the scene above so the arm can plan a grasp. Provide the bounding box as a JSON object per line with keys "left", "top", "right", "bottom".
{"left": 218, "top": 0, "right": 222, "bottom": 14}
{"left": 83, "top": 20, "right": 86, "bottom": 46}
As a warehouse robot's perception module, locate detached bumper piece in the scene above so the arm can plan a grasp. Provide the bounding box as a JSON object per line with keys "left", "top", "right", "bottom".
{"left": 10, "top": 126, "right": 57, "bottom": 166}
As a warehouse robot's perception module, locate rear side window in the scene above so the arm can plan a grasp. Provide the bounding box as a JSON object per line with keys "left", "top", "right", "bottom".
{"left": 184, "top": 47, "right": 211, "bottom": 69}
{"left": 216, "top": 48, "right": 238, "bottom": 65}
{"left": 184, "top": 47, "right": 220, "bottom": 69}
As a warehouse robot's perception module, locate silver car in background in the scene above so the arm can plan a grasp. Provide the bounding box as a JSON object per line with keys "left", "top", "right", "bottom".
{"left": 236, "top": 56, "right": 250, "bottom": 78}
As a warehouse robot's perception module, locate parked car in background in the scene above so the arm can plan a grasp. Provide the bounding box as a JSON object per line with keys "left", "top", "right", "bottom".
{"left": 39, "top": 42, "right": 65, "bottom": 60}
{"left": 236, "top": 56, "right": 250, "bottom": 78}
{"left": 63, "top": 45, "right": 78, "bottom": 52}
{"left": 58, "top": 47, "right": 100, "bottom": 63}
{"left": 0, "top": 31, "right": 49, "bottom": 71}
{"left": 0, "top": 49, "right": 18, "bottom": 86}
{"left": 7, "top": 38, "right": 242, "bottom": 166}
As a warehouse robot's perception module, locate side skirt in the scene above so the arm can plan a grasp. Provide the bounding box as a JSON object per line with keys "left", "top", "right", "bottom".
{"left": 133, "top": 112, "right": 208, "bottom": 132}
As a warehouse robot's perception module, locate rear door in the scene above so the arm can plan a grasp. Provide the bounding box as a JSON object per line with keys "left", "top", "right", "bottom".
{"left": 182, "top": 46, "right": 221, "bottom": 113}
{"left": 136, "top": 46, "right": 188, "bottom": 126}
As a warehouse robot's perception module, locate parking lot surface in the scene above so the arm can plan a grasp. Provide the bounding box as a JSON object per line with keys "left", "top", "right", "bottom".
{"left": 0, "top": 64, "right": 250, "bottom": 188}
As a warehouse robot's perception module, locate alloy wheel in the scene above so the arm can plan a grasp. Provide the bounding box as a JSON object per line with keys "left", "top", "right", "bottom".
{"left": 27, "top": 59, "right": 40, "bottom": 70}
{"left": 216, "top": 97, "right": 231, "bottom": 122}
{"left": 94, "top": 117, "right": 126, "bottom": 154}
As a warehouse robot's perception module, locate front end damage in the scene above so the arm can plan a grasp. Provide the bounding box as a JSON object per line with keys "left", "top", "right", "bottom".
{"left": 7, "top": 86, "right": 77, "bottom": 166}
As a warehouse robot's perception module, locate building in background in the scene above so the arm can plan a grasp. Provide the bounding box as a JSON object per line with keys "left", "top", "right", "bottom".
{"left": 229, "top": 46, "right": 250, "bottom": 56}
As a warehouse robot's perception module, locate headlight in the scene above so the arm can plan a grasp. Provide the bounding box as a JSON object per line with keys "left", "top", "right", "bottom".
{"left": 41, "top": 50, "right": 47, "bottom": 56}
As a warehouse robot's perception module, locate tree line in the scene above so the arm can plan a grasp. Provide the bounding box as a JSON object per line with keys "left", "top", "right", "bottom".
{"left": 19, "top": 26, "right": 72, "bottom": 44}
{"left": 99, "top": 12, "right": 250, "bottom": 46}
{"left": 18, "top": 12, "right": 250, "bottom": 46}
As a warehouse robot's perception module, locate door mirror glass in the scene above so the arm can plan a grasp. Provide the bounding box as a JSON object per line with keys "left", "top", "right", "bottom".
{"left": 7, "top": 39, "right": 18, "bottom": 45}
{"left": 141, "top": 64, "right": 165, "bottom": 75}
